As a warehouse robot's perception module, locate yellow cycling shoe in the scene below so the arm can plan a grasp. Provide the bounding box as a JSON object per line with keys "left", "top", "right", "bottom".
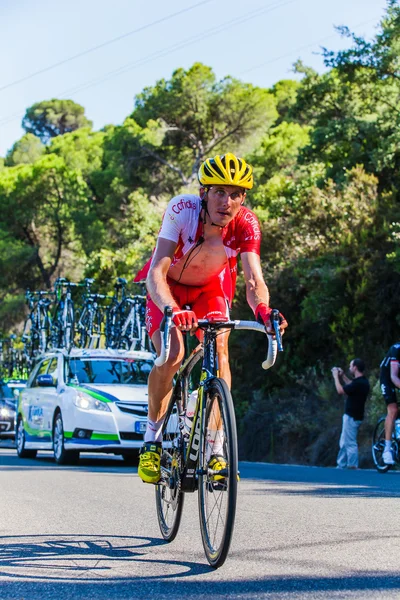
{"left": 207, "top": 455, "right": 240, "bottom": 490}
{"left": 138, "top": 442, "right": 162, "bottom": 484}
{"left": 208, "top": 455, "right": 227, "bottom": 482}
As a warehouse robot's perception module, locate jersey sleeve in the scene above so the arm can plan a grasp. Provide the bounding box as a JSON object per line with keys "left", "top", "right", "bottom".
{"left": 158, "top": 196, "right": 184, "bottom": 243}
{"left": 236, "top": 208, "right": 261, "bottom": 254}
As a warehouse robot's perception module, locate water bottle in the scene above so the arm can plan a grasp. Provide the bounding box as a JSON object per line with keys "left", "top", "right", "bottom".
{"left": 395, "top": 419, "right": 400, "bottom": 440}
{"left": 183, "top": 390, "right": 198, "bottom": 437}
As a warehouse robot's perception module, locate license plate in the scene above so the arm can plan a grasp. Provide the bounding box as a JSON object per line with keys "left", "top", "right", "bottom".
{"left": 135, "top": 421, "right": 147, "bottom": 434}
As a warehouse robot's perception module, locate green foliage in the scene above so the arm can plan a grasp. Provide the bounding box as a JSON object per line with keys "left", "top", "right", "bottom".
{"left": 271, "top": 79, "right": 300, "bottom": 122}
{"left": 22, "top": 99, "right": 92, "bottom": 143}
{"left": 1, "top": 15, "right": 400, "bottom": 465}
{"left": 5, "top": 133, "right": 44, "bottom": 166}
{"left": 131, "top": 63, "right": 277, "bottom": 188}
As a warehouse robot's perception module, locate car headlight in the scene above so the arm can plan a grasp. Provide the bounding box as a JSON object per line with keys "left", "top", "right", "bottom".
{"left": 73, "top": 392, "right": 111, "bottom": 412}
{"left": 0, "top": 407, "right": 10, "bottom": 418}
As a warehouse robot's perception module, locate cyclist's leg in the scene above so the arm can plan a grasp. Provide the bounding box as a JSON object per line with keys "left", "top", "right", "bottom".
{"left": 380, "top": 380, "right": 398, "bottom": 464}
{"left": 381, "top": 380, "right": 398, "bottom": 440}
{"left": 385, "top": 402, "right": 398, "bottom": 440}
{"left": 139, "top": 297, "right": 185, "bottom": 483}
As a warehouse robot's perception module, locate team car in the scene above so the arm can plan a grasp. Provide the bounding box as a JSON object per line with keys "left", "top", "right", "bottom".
{"left": 0, "top": 379, "right": 27, "bottom": 439}
{"left": 16, "top": 348, "right": 153, "bottom": 464}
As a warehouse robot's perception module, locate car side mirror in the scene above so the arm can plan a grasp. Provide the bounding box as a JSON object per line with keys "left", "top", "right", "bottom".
{"left": 37, "top": 374, "right": 54, "bottom": 387}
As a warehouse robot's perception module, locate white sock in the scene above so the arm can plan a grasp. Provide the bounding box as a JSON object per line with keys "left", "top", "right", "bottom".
{"left": 385, "top": 440, "right": 392, "bottom": 452}
{"left": 144, "top": 417, "right": 165, "bottom": 443}
{"left": 206, "top": 430, "right": 225, "bottom": 461}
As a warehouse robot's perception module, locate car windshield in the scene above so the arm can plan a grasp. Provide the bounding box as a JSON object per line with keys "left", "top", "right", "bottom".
{"left": 67, "top": 358, "right": 152, "bottom": 385}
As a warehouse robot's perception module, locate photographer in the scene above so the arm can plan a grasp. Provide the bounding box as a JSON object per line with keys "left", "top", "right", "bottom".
{"left": 331, "top": 359, "right": 370, "bottom": 469}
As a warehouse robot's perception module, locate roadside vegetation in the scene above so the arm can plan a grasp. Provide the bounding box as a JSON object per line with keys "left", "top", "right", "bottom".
{"left": 2, "top": 1, "right": 400, "bottom": 465}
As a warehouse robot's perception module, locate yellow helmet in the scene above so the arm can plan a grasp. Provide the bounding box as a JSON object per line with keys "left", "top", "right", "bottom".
{"left": 198, "top": 153, "right": 253, "bottom": 190}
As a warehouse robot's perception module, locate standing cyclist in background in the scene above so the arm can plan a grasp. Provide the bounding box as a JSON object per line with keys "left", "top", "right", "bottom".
{"left": 379, "top": 342, "right": 400, "bottom": 464}
{"left": 134, "top": 153, "right": 287, "bottom": 484}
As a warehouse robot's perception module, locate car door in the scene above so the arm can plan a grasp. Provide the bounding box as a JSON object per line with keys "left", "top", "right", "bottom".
{"left": 21, "top": 359, "right": 51, "bottom": 440}
{"left": 40, "top": 357, "right": 60, "bottom": 435}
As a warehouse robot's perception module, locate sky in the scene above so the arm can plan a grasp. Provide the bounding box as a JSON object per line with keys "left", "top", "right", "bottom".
{"left": 0, "top": 0, "right": 389, "bottom": 157}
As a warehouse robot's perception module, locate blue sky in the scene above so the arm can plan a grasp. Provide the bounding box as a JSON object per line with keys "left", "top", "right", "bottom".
{"left": 0, "top": 0, "right": 388, "bottom": 157}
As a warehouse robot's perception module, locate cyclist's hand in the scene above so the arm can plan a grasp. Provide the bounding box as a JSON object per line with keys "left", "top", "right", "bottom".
{"left": 255, "top": 303, "right": 288, "bottom": 335}
{"left": 172, "top": 306, "right": 198, "bottom": 333}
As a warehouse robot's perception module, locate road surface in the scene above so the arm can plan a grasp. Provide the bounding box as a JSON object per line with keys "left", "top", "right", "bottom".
{"left": 1, "top": 445, "right": 400, "bottom": 599}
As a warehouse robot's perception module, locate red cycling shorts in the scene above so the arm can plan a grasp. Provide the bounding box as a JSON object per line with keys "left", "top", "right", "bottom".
{"left": 145, "top": 277, "right": 229, "bottom": 340}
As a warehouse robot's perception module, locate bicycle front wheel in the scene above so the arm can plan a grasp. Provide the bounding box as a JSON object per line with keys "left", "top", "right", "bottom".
{"left": 372, "top": 416, "right": 391, "bottom": 473}
{"left": 198, "top": 377, "right": 238, "bottom": 568}
{"left": 155, "top": 395, "right": 185, "bottom": 542}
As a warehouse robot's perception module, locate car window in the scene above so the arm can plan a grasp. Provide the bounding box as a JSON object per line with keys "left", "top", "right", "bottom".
{"left": 47, "top": 358, "right": 58, "bottom": 386}
{"left": 67, "top": 358, "right": 153, "bottom": 385}
{"left": 31, "top": 359, "right": 51, "bottom": 388}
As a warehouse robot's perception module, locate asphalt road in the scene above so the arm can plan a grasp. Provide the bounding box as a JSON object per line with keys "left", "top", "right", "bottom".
{"left": 1, "top": 443, "right": 400, "bottom": 600}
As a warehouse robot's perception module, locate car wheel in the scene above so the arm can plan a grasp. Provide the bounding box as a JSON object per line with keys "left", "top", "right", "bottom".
{"left": 121, "top": 451, "right": 139, "bottom": 466}
{"left": 53, "top": 412, "right": 80, "bottom": 465}
{"left": 16, "top": 417, "right": 37, "bottom": 459}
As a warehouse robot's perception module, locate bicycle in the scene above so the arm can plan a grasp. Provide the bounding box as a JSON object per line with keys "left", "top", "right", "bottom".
{"left": 372, "top": 415, "right": 400, "bottom": 472}
{"left": 118, "top": 294, "right": 148, "bottom": 351}
{"left": 105, "top": 278, "right": 128, "bottom": 349}
{"left": 154, "top": 307, "right": 283, "bottom": 568}
{"left": 105, "top": 278, "right": 150, "bottom": 352}
{"left": 50, "top": 278, "right": 80, "bottom": 351}
{"left": 77, "top": 278, "right": 109, "bottom": 348}
{"left": 22, "top": 289, "right": 54, "bottom": 361}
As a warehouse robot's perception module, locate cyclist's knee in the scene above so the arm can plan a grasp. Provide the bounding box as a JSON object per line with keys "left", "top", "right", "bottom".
{"left": 152, "top": 328, "right": 185, "bottom": 372}
{"left": 387, "top": 404, "right": 398, "bottom": 420}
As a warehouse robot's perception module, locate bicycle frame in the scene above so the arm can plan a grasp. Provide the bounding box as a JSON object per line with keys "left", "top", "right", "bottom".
{"left": 162, "top": 323, "right": 233, "bottom": 493}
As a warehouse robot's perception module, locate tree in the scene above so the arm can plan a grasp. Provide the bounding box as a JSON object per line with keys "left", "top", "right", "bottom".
{"left": 271, "top": 79, "right": 300, "bottom": 122}
{"left": 290, "top": 2, "right": 400, "bottom": 188}
{"left": 22, "top": 99, "right": 92, "bottom": 143}
{"left": 0, "top": 154, "right": 88, "bottom": 292}
{"left": 5, "top": 133, "right": 44, "bottom": 166}
{"left": 129, "top": 63, "right": 278, "bottom": 189}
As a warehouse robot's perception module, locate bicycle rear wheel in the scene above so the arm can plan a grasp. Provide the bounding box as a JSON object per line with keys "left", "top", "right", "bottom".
{"left": 372, "top": 416, "right": 391, "bottom": 473}
{"left": 198, "top": 377, "right": 238, "bottom": 568}
{"left": 155, "top": 393, "right": 185, "bottom": 542}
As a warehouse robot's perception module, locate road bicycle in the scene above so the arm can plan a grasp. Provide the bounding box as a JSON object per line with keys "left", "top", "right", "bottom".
{"left": 22, "top": 290, "right": 54, "bottom": 361}
{"left": 105, "top": 278, "right": 128, "bottom": 349}
{"left": 105, "top": 278, "right": 150, "bottom": 352}
{"left": 118, "top": 294, "right": 148, "bottom": 351}
{"left": 77, "top": 278, "right": 109, "bottom": 348}
{"left": 50, "top": 278, "right": 81, "bottom": 351}
{"left": 372, "top": 415, "right": 400, "bottom": 472}
{"left": 154, "top": 307, "right": 283, "bottom": 568}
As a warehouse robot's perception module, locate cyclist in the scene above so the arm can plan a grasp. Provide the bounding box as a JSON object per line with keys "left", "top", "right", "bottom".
{"left": 379, "top": 342, "right": 400, "bottom": 464}
{"left": 134, "top": 152, "right": 287, "bottom": 483}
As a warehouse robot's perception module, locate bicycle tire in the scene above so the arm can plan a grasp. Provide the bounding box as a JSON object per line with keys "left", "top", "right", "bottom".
{"left": 372, "top": 416, "right": 392, "bottom": 473}
{"left": 198, "top": 377, "right": 238, "bottom": 568}
{"left": 90, "top": 308, "right": 102, "bottom": 348}
{"left": 63, "top": 304, "right": 75, "bottom": 351}
{"left": 155, "top": 391, "right": 185, "bottom": 542}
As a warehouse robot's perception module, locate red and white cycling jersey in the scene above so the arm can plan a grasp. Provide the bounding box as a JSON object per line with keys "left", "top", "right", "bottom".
{"left": 134, "top": 194, "right": 261, "bottom": 305}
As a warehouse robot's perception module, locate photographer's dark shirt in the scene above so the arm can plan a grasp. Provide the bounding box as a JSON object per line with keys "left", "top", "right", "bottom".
{"left": 343, "top": 376, "right": 370, "bottom": 421}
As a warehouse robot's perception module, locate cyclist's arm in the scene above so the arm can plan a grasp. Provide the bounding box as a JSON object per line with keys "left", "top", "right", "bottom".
{"left": 240, "top": 251, "right": 270, "bottom": 312}
{"left": 390, "top": 360, "right": 400, "bottom": 388}
{"left": 147, "top": 237, "right": 179, "bottom": 312}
